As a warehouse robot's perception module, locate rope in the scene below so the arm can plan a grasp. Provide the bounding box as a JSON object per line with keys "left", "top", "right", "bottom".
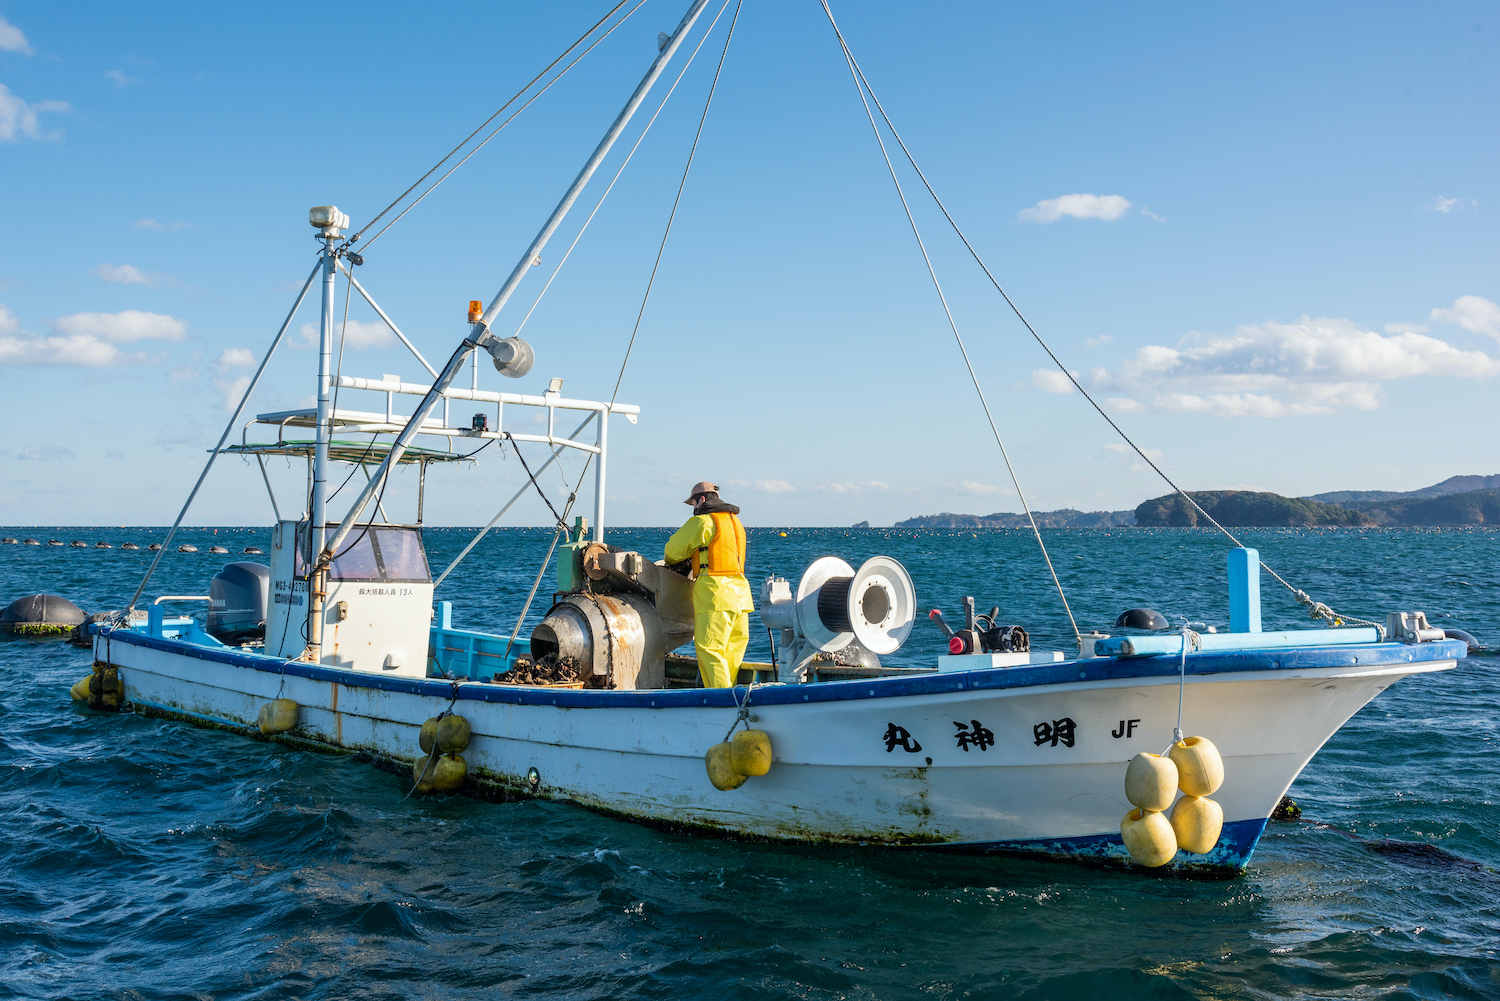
{"left": 819, "top": 3, "right": 1380, "bottom": 638}
{"left": 512, "top": 0, "right": 741, "bottom": 343}
{"left": 1164, "top": 621, "right": 1204, "bottom": 755}
{"left": 819, "top": 0, "right": 1081, "bottom": 650}
{"left": 341, "top": 0, "right": 640, "bottom": 252}
{"left": 352, "top": 1, "right": 649, "bottom": 254}
{"left": 722, "top": 676, "right": 757, "bottom": 743}
{"left": 504, "top": 433, "right": 566, "bottom": 528}
{"left": 610, "top": 0, "right": 742, "bottom": 406}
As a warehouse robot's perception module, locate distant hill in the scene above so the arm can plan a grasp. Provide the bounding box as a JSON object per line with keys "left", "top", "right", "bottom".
{"left": 1306, "top": 474, "right": 1500, "bottom": 509}
{"left": 1134, "top": 491, "right": 1373, "bottom": 528}
{"left": 896, "top": 509, "right": 1135, "bottom": 529}
{"left": 1356, "top": 488, "right": 1500, "bottom": 526}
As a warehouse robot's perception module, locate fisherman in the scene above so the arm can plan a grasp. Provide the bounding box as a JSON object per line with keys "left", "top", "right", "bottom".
{"left": 664, "top": 481, "right": 752, "bottom": 688}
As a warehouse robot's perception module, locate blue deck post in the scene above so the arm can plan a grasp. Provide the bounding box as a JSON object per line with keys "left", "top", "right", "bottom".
{"left": 1228, "top": 547, "right": 1261, "bottom": 633}
{"left": 148, "top": 603, "right": 164, "bottom": 637}
{"left": 432, "top": 601, "right": 452, "bottom": 675}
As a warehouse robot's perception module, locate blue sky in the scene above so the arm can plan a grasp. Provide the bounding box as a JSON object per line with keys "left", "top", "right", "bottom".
{"left": 1, "top": 1, "right": 1496, "bottom": 528}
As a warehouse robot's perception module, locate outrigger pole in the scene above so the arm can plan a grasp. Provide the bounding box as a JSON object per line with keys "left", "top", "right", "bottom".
{"left": 301, "top": 0, "right": 713, "bottom": 663}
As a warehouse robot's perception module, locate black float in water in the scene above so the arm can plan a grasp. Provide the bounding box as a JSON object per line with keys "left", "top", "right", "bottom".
{"left": 208, "top": 562, "right": 270, "bottom": 644}
{"left": 1115, "top": 607, "right": 1170, "bottom": 630}
{"left": 1, "top": 594, "right": 87, "bottom": 637}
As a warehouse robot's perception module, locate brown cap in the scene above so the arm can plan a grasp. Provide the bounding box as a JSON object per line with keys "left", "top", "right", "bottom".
{"left": 684, "top": 481, "right": 718, "bottom": 505}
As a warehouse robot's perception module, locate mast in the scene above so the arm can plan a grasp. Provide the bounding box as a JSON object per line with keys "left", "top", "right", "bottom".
{"left": 302, "top": 0, "right": 712, "bottom": 663}
{"left": 308, "top": 206, "right": 347, "bottom": 561}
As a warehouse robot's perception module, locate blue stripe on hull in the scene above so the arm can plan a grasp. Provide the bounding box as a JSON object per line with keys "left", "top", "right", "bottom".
{"left": 932, "top": 817, "right": 1270, "bottom": 875}
{"left": 94, "top": 622, "right": 1464, "bottom": 708}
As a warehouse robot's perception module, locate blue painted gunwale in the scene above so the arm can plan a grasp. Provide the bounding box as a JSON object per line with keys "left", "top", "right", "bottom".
{"left": 94, "top": 623, "right": 1465, "bottom": 710}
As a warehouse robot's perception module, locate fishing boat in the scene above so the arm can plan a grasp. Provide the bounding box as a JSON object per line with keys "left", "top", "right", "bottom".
{"left": 86, "top": 0, "right": 1465, "bottom": 875}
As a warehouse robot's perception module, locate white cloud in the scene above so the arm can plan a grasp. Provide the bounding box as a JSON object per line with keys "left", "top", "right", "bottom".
{"left": 52, "top": 310, "right": 186, "bottom": 343}
{"left": 0, "top": 16, "right": 30, "bottom": 54}
{"left": 1140, "top": 206, "right": 1166, "bottom": 223}
{"left": 814, "top": 481, "right": 893, "bottom": 495}
{"left": 104, "top": 69, "right": 135, "bottom": 87}
{"left": 0, "top": 309, "right": 187, "bottom": 367}
{"left": 1430, "top": 295, "right": 1500, "bottom": 341}
{"left": 296, "top": 320, "right": 393, "bottom": 350}
{"left": 215, "top": 347, "right": 255, "bottom": 371}
{"left": 1104, "top": 442, "right": 1164, "bottom": 472}
{"left": 727, "top": 478, "right": 796, "bottom": 494}
{"left": 135, "top": 218, "right": 193, "bottom": 232}
{"left": 1031, "top": 369, "right": 1077, "bottom": 394}
{"left": 0, "top": 83, "right": 69, "bottom": 142}
{"left": 213, "top": 375, "right": 251, "bottom": 412}
{"left": 1085, "top": 334, "right": 1113, "bottom": 347}
{"left": 1428, "top": 195, "right": 1477, "bottom": 214}
{"left": 1086, "top": 316, "right": 1500, "bottom": 417}
{"left": 1018, "top": 193, "right": 1131, "bottom": 224}
{"left": 16, "top": 446, "right": 75, "bottom": 461}
{"left": 93, "top": 263, "right": 178, "bottom": 288}
{"left": 1384, "top": 322, "right": 1429, "bottom": 335}
{"left": 955, "top": 481, "right": 1003, "bottom": 495}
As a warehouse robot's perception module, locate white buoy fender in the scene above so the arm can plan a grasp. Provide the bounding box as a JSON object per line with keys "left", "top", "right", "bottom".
{"left": 1169, "top": 736, "right": 1224, "bottom": 796}
{"left": 1124, "top": 752, "right": 1178, "bottom": 812}
{"left": 1169, "top": 795, "right": 1224, "bottom": 854}
{"left": 705, "top": 742, "right": 747, "bottom": 790}
{"left": 730, "top": 730, "right": 773, "bottom": 777}
{"left": 1120, "top": 808, "right": 1177, "bottom": 867}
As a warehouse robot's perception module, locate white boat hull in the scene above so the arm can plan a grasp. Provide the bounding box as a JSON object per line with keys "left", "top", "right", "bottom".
{"left": 91, "top": 626, "right": 1459, "bottom": 874}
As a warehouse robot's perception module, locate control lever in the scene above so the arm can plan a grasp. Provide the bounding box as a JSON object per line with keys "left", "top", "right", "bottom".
{"left": 928, "top": 609, "right": 954, "bottom": 637}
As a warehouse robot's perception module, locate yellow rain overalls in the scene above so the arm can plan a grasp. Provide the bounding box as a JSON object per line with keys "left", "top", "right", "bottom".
{"left": 664, "top": 508, "right": 752, "bottom": 688}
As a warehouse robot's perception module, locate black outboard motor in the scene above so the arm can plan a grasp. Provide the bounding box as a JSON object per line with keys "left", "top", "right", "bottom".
{"left": 208, "top": 562, "right": 270, "bottom": 644}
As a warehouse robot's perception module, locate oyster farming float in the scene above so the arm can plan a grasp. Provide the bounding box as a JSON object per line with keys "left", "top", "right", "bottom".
{"left": 81, "top": 0, "right": 1466, "bottom": 875}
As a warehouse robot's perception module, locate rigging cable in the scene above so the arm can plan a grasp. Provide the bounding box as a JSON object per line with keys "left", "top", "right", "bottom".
{"left": 493, "top": 0, "right": 744, "bottom": 666}
{"left": 818, "top": 0, "right": 1081, "bottom": 649}
{"left": 352, "top": 0, "right": 652, "bottom": 253}
{"left": 340, "top": 0, "right": 640, "bottom": 252}
{"left": 817, "top": 2, "right": 1379, "bottom": 633}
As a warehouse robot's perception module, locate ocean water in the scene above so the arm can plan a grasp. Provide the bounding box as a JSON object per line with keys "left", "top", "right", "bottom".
{"left": 2, "top": 525, "right": 1497, "bottom": 1000}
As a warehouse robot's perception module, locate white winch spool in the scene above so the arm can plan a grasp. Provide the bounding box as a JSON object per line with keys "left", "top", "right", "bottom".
{"left": 791, "top": 555, "right": 916, "bottom": 656}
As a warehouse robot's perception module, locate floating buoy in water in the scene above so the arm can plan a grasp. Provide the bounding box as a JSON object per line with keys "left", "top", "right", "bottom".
{"left": 1, "top": 594, "right": 87, "bottom": 637}
{"left": 1169, "top": 795, "right": 1224, "bottom": 854}
{"left": 23, "top": 539, "right": 40, "bottom": 545}
{"left": 243, "top": 546, "right": 263, "bottom": 554}
{"left": 1169, "top": 736, "right": 1224, "bottom": 796}
{"left": 47, "top": 540, "right": 64, "bottom": 546}
{"left": 778, "top": 532, "right": 788, "bottom": 537}
{"left": 432, "top": 753, "right": 467, "bottom": 792}
{"left": 148, "top": 543, "right": 162, "bottom": 551}
{"left": 122, "top": 542, "right": 140, "bottom": 550}
{"left": 257, "top": 698, "right": 299, "bottom": 734}
{"left": 730, "top": 729, "right": 773, "bottom": 776}
{"left": 178, "top": 544, "right": 198, "bottom": 553}
{"left": 70, "top": 541, "right": 86, "bottom": 548}
{"left": 705, "top": 742, "right": 747, "bottom": 790}
{"left": 435, "top": 714, "right": 471, "bottom": 753}
{"left": 0, "top": 537, "right": 15, "bottom": 544}
{"left": 1120, "top": 807, "right": 1177, "bottom": 867}
{"left": 95, "top": 542, "right": 112, "bottom": 549}
{"left": 209, "top": 545, "right": 228, "bottom": 554}
{"left": 69, "top": 675, "right": 92, "bottom": 701}
{"left": 1124, "top": 752, "right": 1178, "bottom": 812}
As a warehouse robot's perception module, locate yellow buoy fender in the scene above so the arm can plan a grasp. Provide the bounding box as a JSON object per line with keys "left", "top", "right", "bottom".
{"left": 1120, "top": 808, "right": 1178, "bottom": 867}
{"left": 730, "top": 729, "right": 773, "bottom": 777}
{"left": 1169, "top": 736, "right": 1224, "bottom": 797}
{"left": 1124, "top": 752, "right": 1178, "bottom": 812}
{"left": 412, "top": 755, "right": 438, "bottom": 793}
{"left": 256, "top": 699, "right": 299, "bottom": 735}
{"left": 70, "top": 675, "right": 92, "bottom": 701}
{"left": 435, "top": 714, "right": 471, "bottom": 754}
{"left": 1169, "top": 795, "right": 1224, "bottom": 854}
{"left": 432, "top": 753, "right": 467, "bottom": 793}
{"left": 705, "top": 742, "right": 747, "bottom": 790}
{"left": 419, "top": 717, "right": 439, "bottom": 754}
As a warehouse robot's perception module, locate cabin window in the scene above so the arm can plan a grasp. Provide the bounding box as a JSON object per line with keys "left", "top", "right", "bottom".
{"left": 295, "top": 524, "right": 431, "bottom": 583}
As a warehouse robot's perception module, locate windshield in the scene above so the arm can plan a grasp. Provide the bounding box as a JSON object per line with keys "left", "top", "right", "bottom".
{"left": 293, "top": 524, "right": 430, "bottom": 583}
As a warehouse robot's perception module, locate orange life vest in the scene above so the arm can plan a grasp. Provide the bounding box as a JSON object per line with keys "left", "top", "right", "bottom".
{"left": 696, "top": 511, "right": 746, "bottom": 577}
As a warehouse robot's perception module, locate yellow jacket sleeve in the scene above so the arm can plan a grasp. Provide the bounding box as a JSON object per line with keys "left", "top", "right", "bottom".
{"left": 664, "top": 514, "right": 713, "bottom": 565}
